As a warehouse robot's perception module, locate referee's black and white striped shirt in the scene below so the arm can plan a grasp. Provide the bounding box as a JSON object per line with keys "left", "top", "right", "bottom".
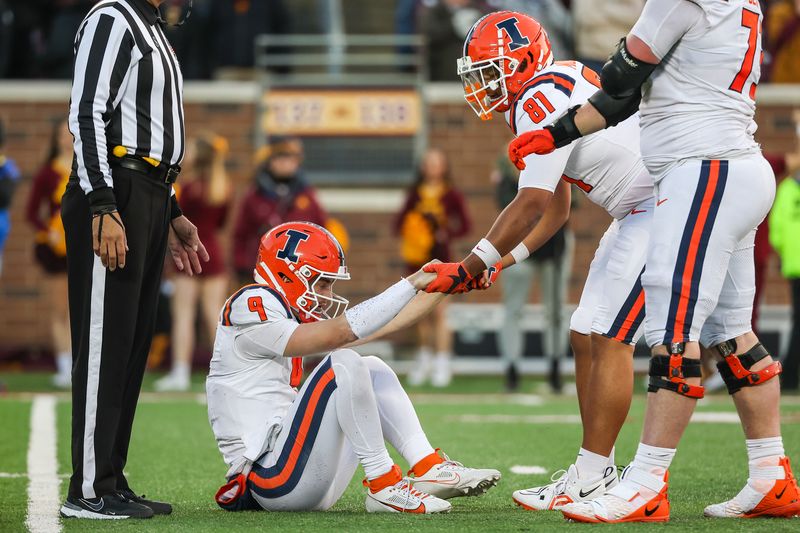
{"left": 69, "top": 0, "right": 183, "bottom": 211}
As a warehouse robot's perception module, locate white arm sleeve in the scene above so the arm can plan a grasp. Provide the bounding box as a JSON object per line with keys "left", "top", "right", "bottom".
{"left": 345, "top": 279, "right": 417, "bottom": 339}
{"left": 629, "top": 0, "right": 705, "bottom": 61}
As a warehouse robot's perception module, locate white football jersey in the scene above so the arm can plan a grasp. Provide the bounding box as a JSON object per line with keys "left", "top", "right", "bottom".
{"left": 631, "top": 0, "right": 762, "bottom": 179}
{"left": 506, "top": 61, "right": 653, "bottom": 220}
{"left": 206, "top": 284, "right": 302, "bottom": 469}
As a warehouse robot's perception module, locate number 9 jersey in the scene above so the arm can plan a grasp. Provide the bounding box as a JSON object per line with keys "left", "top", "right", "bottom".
{"left": 630, "top": 0, "right": 763, "bottom": 180}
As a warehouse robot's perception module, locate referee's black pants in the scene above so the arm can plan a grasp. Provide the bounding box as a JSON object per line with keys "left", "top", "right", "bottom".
{"left": 62, "top": 165, "right": 171, "bottom": 499}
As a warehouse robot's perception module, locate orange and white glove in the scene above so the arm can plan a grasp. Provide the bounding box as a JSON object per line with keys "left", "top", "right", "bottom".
{"left": 508, "top": 129, "right": 557, "bottom": 170}
{"left": 423, "top": 262, "right": 472, "bottom": 294}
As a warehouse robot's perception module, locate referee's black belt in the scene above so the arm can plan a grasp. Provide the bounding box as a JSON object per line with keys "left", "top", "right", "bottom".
{"left": 112, "top": 155, "right": 181, "bottom": 184}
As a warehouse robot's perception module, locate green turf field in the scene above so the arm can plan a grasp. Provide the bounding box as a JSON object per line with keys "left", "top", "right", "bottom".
{"left": 1, "top": 373, "right": 799, "bottom": 532}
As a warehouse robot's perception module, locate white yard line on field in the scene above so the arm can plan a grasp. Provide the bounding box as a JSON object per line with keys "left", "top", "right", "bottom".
{"left": 25, "top": 394, "right": 61, "bottom": 533}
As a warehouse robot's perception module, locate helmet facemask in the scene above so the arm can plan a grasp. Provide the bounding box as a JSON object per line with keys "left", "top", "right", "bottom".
{"left": 255, "top": 259, "right": 350, "bottom": 323}
{"left": 294, "top": 264, "right": 349, "bottom": 322}
{"left": 457, "top": 53, "right": 519, "bottom": 121}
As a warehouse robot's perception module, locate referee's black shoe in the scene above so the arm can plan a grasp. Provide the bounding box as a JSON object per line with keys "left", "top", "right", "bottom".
{"left": 60, "top": 493, "right": 154, "bottom": 519}
{"left": 119, "top": 489, "right": 173, "bottom": 515}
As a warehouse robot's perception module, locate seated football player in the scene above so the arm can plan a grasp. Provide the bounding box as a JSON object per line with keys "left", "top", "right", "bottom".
{"left": 424, "top": 11, "right": 657, "bottom": 510}
{"left": 206, "top": 221, "right": 501, "bottom": 514}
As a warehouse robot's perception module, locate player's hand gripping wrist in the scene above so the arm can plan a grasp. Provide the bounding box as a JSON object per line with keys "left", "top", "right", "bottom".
{"left": 422, "top": 261, "right": 473, "bottom": 294}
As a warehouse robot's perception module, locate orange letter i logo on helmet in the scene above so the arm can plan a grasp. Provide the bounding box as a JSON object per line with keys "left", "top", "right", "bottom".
{"left": 495, "top": 17, "right": 530, "bottom": 51}
{"left": 276, "top": 229, "right": 310, "bottom": 263}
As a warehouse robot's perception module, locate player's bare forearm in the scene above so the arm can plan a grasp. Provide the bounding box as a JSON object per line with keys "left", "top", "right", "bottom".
{"left": 501, "top": 181, "right": 571, "bottom": 269}
{"left": 284, "top": 316, "right": 357, "bottom": 357}
{"left": 574, "top": 102, "right": 608, "bottom": 137}
{"left": 463, "top": 187, "right": 551, "bottom": 277}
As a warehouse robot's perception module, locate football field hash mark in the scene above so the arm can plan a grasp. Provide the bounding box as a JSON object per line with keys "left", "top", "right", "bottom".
{"left": 510, "top": 465, "right": 548, "bottom": 475}
{"left": 25, "top": 394, "right": 61, "bottom": 533}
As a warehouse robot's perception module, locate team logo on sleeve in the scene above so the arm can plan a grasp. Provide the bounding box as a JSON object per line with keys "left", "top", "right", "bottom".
{"left": 276, "top": 229, "right": 309, "bottom": 263}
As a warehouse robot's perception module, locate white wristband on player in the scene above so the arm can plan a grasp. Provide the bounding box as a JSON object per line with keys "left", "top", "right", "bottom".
{"left": 510, "top": 242, "right": 530, "bottom": 264}
{"left": 471, "top": 238, "right": 502, "bottom": 268}
{"left": 345, "top": 278, "right": 417, "bottom": 339}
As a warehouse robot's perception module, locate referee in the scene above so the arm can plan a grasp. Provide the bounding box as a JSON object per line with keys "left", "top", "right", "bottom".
{"left": 60, "top": 0, "right": 207, "bottom": 520}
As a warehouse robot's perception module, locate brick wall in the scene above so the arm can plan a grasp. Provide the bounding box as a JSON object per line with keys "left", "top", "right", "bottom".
{"left": 0, "top": 91, "right": 796, "bottom": 349}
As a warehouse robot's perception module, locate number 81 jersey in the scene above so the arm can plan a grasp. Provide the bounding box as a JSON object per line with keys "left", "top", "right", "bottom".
{"left": 631, "top": 0, "right": 763, "bottom": 180}
{"left": 505, "top": 60, "right": 653, "bottom": 220}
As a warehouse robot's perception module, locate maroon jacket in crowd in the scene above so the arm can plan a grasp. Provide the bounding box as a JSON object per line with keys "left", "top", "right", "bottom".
{"left": 233, "top": 176, "right": 327, "bottom": 276}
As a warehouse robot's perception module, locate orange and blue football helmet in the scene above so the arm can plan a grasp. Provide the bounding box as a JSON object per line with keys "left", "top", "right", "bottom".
{"left": 255, "top": 221, "right": 350, "bottom": 322}
{"left": 457, "top": 11, "right": 553, "bottom": 120}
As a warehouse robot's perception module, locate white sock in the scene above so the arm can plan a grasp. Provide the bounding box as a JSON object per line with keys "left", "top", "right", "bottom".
{"left": 746, "top": 437, "right": 785, "bottom": 495}
{"left": 575, "top": 448, "right": 609, "bottom": 479}
{"left": 330, "top": 351, "right": 394, "bottom": 480}
{"left": 746, "top": 436, "right": 784, "bottom": 462}
{"left": 417, "top": 347, "right": 433, "bottom": 364}
{"left": 366, "top": 356, "right": 435, "bottom": 467}
{"left": 608, "top": 446, "right": 616, "bottom": 467}
{"left": 56, "top": 352, "right": 72, "bottom": 376}
{"left": 630, "top": 443, "right": 675, "bottom": 478}
{"left": 173, "top": 362, "right": 190, "bottom": 381}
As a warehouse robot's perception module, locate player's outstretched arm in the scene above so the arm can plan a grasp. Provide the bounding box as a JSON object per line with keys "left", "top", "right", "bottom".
{"left": 346, "top": 292, "right": 447, "bottom": 347}
{"left": 282, "top": 267, "right": 437, "bottom": 357}
{"left": 500, "top": 180, "right": 571, "bottom": 269}
{"left": 423, "top": 187, "right": 553, "bottom": 294}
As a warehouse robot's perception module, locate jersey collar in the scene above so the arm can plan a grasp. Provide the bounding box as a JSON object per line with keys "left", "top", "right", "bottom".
{"left": 129, "top": 0, "right": 160, "bottom": 26}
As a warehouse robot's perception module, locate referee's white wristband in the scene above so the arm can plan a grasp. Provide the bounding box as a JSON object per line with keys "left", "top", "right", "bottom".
{"left": 471, "top": 238, "right": 502, "bottom": 268}
{"left": 510, "top": 242, "right": 530, "bottom": 264}
{"left": 344, "top": 279, "right": 417, "bottom": 339}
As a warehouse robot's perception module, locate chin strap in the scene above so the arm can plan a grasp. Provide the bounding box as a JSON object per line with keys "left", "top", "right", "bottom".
{"left": 648, "top": 342, "right": 705, "bottom": 399}
{"left": 715, "top": 339, "right": 782, "bottom": 395}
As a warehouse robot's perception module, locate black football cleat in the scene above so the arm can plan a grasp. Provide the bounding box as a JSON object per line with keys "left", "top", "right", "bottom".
{"left": 60, "top": 493, "right": 154, "bottom": 519}
{"left": 118, "top": 489, "right": 173, "bottom": 515}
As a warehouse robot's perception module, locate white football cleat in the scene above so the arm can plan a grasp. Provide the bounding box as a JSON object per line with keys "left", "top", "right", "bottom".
{"left": 560, "top": 467, "right": 670, "bottom": 523}
{"left": 364, "top": 466, "right": 451, "bottom": 514}
{"left": 512, "top": 464, "right": 617, "bottom": 511}
{"left": 411, "top": 455, "right": 501, "bottom": 499}
{"left": 703, "top": 457, "right": 800, "bottom": 518}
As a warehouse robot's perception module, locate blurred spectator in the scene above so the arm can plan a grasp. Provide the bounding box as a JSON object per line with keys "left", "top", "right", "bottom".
{"left": 765, "top": 0, "right": 800, "bottom": 83}
{"left": 156, "top": 133, "right": 231, "bottom": 391}
{"left": 163, "top": 0, "right": 214, "bottom": 80}
{"left": 491, "top": 154, "right": 571, "bottom": 392}
{"left": 0, "top": 1, "right": 13, "bottom": 77}
{"left": 395, "top": 148, "right": 471, "bottom": 387}
{"left": 422, "top": 0, "right": 483, "bottom": 81}
{"left": 233, "top": 137, "right": 327, "bottom": 284}
{"left": 211, "top": 0, "right": 291, "bottom": 77}
{"left": 0, "top": 118, "right": 18, "bottom": 275}
{"left": 487, "top": 0, "right": 573, "bottom": 58}
{"left": 768, "top": 112, "right": 800, "bottom": 391}
{"left": 26, "top": 118, "right": 71, "bottom": 387}
{"left": 572, "top": 0, "right": 644, "bottom": 73}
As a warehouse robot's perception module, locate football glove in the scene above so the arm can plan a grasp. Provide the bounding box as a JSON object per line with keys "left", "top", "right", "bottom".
{"left": 508, "top": 129, "right": 557, "bottom": 170}
{"left": 423, "top": 262, "right": 472, "bottom": 294}
{"left": 466, "top": 262, "right": 503, "bottom": 291}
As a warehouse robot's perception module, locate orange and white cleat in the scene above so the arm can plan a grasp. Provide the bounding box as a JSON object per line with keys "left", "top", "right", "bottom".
{"left": 364, "top": 465, "right": 451, "bottom": 514}
{"left": 704, "top": 456, "right": 800, "bottom": 518}
{"left": 561, "top": 467, "right": 670, "bottom": 523}
{"left": 409, "top": 450, "right": 501, "bottom": 500}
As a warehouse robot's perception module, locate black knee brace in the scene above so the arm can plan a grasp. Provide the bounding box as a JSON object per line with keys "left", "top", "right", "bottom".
{"left": 648, "top": 343, "right": 705, "bottom": 399}
{"left": 715, "top": 339, "right": 782, "bottom": 395}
